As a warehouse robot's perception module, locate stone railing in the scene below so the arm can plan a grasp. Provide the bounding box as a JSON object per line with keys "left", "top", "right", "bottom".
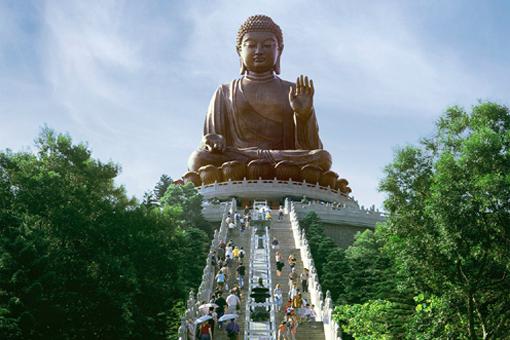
{"left": 287, "top": 199, "right": 341, "bottom": 340}
{"left": 178, "top": 199, "right": 235, "bottom": 340}
{"left": 177, "top": 289, "right": 198, "bottom": 340}
{"left": 322, "top": 290, "right": 338, "bottom": 340}
{"left": 244, "top": 224, "right": 276, "bottom": 339}
{"left": 293, "top": 200, "right": 385, "bottom": 228}
{"left": 201, "top": 201, "right": 228, "bottom": 222}
{"left": 198, "top": 178, "right": 354, "bottom": 204}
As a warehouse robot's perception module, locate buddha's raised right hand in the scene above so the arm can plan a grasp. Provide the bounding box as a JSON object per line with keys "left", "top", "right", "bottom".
{"left": 201, "top": 133, "right": 226, "bottom": 153}
{"left": 289, "top": 74, "right": 314, "bottom": 121}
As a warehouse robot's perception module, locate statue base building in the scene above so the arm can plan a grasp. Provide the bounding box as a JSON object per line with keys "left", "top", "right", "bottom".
{"left": 198, "top": 176, "right": 385, "bottom": 248}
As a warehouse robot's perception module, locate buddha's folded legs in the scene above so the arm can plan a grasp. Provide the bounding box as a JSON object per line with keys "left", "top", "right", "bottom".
{"left": 187, "top": 148, "right": 331, "bottom": 172}
{"left": 187, "top": 148, "right": 252, "bottom": 171}
{"left": 265, "top": 149, "right": 332, "bottom": 171}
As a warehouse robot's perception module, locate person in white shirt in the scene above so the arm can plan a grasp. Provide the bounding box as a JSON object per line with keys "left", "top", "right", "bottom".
{"left": 303, "top": 303, "right": 317, "bottom": 322}
{"left": 226, "top": 245, "right": 233, "bottom": 260}
{"left": 300, "top": 268, "right": 309, "bottom": 294}
{"left": 274, "top": 283, "right": 283, "bottom": 312}
{"left": 278, "top": 206, "right": 284, "bottom": 221}
{"left": 228, "top": 221, "right": 236, "bottom": 230}
{"left": 215, "top": 269, "right": 226, "bottom": 291}
{"left": 226, "top": 291, "right": 241, "bottom": 314}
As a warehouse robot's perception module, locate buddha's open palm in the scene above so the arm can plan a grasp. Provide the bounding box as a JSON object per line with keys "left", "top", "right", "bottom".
{"left": 289, "top": 75, "right": 314, "bottom": 120}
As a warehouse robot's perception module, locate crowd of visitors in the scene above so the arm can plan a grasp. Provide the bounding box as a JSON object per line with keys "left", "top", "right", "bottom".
{"left": 272, "top": 231, "right": 317, "bottom": 339}
{"left": 192, "top": 205, "right": 319, "bottom": 339}
{"left": 225, "top": 208, "right": 252, "bottom": 233}
{"left": 191, "top": 207, "right": 253, "bottom": 340}
{"left": 211, "top": 237, "right": 246, "bottom": 293}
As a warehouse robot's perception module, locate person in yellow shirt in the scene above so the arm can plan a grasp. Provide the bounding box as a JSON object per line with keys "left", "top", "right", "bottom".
{"left": 232, "top": 246, "right": 240, "bottom": 261}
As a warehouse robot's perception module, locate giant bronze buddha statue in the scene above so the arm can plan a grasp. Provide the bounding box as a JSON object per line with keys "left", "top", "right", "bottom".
{"left": 185, "top": 15, "right": 350, "bottom": 193}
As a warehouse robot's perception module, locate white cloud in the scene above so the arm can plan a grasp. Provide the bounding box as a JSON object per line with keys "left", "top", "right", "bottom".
{"left": 42, "top": 1, "right": 142, "bottom": 128}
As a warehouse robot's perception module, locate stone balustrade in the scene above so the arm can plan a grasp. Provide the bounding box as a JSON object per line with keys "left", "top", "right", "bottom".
{"left": 293, "top": 200, "right": 385, "bottom": 228}
{"left": 178, "top": 199, "right": 235, "bottom": 340}
{"left": 197, "top": 178, "right": 355, "bottom": 204}
{"left": 287, "top": 199, "right": 341, "bottom": 340}
{"left": 202, "top": 201, "right": 228, "bottom": 221}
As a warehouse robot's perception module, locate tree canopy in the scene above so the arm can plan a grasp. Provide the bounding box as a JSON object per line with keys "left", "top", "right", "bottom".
{"left": 154, "top": 174, "right": 173, "bottom": 201}
{"left": 332, "top": 103, "right": 510, "bottom": 339}
{"left": 0, "top": 128, "right": 210, "bottom": 339}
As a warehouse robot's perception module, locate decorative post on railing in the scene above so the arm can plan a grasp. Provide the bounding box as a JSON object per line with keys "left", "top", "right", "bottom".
{"left": 323, "top": 290, "right": 341, "bottom": 340}
{"left": 284, "top": 197, "right": 290, "bottom": 214}
{"left": 178, "top": 289, "right": 198, "bottom": 340}
{"left": 212, "top": 229, "right": 218, "bottom": 248}
{"left": 230, "top": 197, "right": 237, "bottom": 214}
{"left": 187, "top": 289, "right": 195, "bottom": 310}
{"left": 178, "top": 317, "right": 187, "bottom": 340}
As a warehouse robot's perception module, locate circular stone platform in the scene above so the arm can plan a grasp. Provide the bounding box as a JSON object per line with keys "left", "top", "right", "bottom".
{"left": 197, "top": 178, "right": 358, "bottom": 207}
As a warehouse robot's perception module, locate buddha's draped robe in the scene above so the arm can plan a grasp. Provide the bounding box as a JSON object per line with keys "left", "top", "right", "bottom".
{"left": 188, "top": 76, "right": 331, "bottom": 171}
{"left": 205, "top": 77, "right": 323, "bottom": 151}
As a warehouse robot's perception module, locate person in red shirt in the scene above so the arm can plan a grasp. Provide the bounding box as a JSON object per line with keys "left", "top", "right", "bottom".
{"left": 198, "top": 321, "right": 212, "bottom": 340}
{"left": 277, "top": 321, "right": 288, "bottom": 339}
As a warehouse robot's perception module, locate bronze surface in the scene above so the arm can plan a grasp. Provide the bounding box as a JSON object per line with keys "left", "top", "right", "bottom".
{"left": 187, "top": 15, "right": 332, "bottom": 174}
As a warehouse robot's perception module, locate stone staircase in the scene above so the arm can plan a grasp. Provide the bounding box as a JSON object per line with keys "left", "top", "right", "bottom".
{"left": 211, "top": 224, "right": 251, "bottom": 340}
{"left": 269, "top": 213, "right": 326, "bottom": 340}
{"left": 205, "top": 209, "right": 326, "bottom": 340}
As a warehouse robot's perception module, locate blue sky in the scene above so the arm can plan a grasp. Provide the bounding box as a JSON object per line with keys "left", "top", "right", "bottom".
{"left": 1, "top": 0, "right": 509, "bottom": 209}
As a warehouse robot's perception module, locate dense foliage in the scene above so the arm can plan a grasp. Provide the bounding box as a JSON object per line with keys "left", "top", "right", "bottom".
{"left": 305, "top": 103, "right": 510, "bottom": 339}
{"left": 154, "top": 175, "right": 173, "bottom": 201}
{"left": 300, "top": 213, "right": 413, "bottom": 339}
{"left": 375, "top": 102, "right": 510, "bottom": 339}
{"left": 0, "top": 129, "right": 210, "bottom": 339}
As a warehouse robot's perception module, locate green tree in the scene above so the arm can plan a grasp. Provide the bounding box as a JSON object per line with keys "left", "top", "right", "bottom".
{"left": 299, "top": 212, "right": 337, "bottom": 277}
{"left": 334, "top": 103, "right": 510, "bottom": 339}
{"left": 142, "top": 190, "right": 158, "bottom": 208}
{"left": 0, "top": 128, "right": 209, "bottom": 339}
{"left": 339, "top": 229, "right": 399, "bottom": 305}
{"left": 379, "top": 102, "right": 510, "bottom": 339}
{"left": 321, "top": 247, "right": 348, "bottom": 303}
{"left": 335, "top": 300, "right": 395, "bottom": 340}
{"left": 333, "top": 228, "right": 414, "bottom": 339}
{"left": 406, "top": 293, "right": 465, "bottom": 339}
{"left": 159, "top": 182, "right": 208, "bottom": 234}
{"left": 154, "top": 174, "right": 173, "bottom": 201}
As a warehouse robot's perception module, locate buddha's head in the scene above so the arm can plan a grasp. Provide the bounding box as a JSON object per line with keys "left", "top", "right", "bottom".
{"left": 236, "top": 15, "right": 283, "bottom": 75}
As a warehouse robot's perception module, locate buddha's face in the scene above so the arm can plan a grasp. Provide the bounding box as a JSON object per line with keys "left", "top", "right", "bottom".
{"left": 240, "top": 31, "right": 280, "bottom": 73}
